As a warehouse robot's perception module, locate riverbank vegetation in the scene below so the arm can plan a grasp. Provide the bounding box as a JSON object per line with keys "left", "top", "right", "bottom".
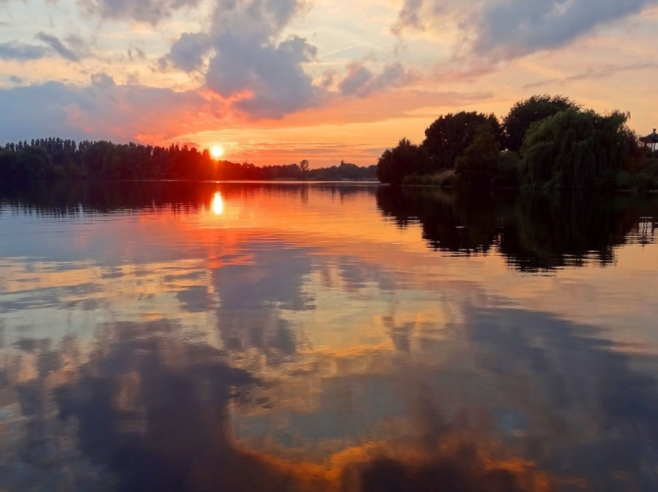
{"left": 0, "top": 139, "right": 377, "bottom": 181}
{"left": 377, "top": 95, "right": 658, "bottom": 191}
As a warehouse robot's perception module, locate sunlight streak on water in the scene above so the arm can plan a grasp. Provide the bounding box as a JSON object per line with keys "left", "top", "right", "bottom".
{"left": 212, "top": 191, "right": 224, "bottom": 216}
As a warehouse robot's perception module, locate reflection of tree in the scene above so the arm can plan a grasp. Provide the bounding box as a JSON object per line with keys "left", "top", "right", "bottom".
{"left": 376, "top": 187, "right": 500, "bottom": 254}
{"left": 376, "top": 187, "right": 658, "bottom": 271}
{"left": 498, "top": 193, "right": 652, "bottom": 271}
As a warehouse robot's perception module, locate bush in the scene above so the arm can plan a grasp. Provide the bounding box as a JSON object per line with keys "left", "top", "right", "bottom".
{"left": 632, "top": 173, "right": 658, "bottom": 192}
{"left": 642, "top": 160, "right": 658, "bottom": 177}
{"left": 402, "top": 174, "right": 423, "bottom": 185}
{"left": 433, "top": 169, "right": 456, "bottom": 187}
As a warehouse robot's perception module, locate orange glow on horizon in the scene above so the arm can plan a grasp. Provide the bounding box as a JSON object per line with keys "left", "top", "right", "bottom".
{"left": 212, "top": 192, "right": 224, "bottom": 216}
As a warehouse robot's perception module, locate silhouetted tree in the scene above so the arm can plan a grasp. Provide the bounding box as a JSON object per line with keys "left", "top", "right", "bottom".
{"left": 377, "top": 138, "right": 430, "bottom": 185}
{"left": 422, "top": 112, "right": 502, "bottom": 170}
{"left": 503, "top": 95, "right": 578, "bottom": 153}
{"left": 0, "top": 137, "right": 375, "bottom": 182}
{"left": 455, "top": 124, "right": 500, "bottom": 186}
{"left": 521, "top": 108, "right": 642, "bottom": 189}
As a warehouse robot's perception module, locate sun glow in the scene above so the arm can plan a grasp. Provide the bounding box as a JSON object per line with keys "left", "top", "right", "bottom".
{"left": 210, "top": 146, "right": 224, "bottom": 159}
{"left": 211, "top": 192, "right": 224, "bottom": 216}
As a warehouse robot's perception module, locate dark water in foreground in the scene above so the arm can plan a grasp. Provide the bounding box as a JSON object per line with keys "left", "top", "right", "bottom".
{"left": 1, "top": 181, "right": 658, "bottom": 492}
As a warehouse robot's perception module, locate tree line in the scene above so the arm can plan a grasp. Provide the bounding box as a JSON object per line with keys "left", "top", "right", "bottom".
{"left": 0, "top": 138, "right": 377, "bottom": 181}
{"left": 377, "top": 95, "right": 658, "bottom": 191}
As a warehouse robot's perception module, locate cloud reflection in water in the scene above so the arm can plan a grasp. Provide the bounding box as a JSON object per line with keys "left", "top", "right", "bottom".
{"left": 0, "top": 182, "right": 658, "bottom": 491}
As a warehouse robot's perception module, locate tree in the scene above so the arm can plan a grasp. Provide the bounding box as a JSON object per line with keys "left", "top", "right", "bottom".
{"left": 13, "top": 146, "right": 53, "bottom": 179}
{"left": 299, "top": 159, "right": 309, "bottom": 179}
{"left": 455, "top": 124, "right": 500, "bottom": 185}
{"left": 377, "top": 138, "right": 430, "bottom": 185}
{"left": 503, "top": 95, "right": 578, "bottom": 152}
{"left": 422, "top": 112, "right": 502, "bottom": 170}
{"left": 81, "top": 141, "right": 114, "bottom": 178}
{"left": 520, "top": 108, "right": 641, "bottom": 189}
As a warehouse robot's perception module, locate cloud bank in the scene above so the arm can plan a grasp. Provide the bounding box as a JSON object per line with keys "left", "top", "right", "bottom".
{"left": 0, "top": 74, "right": 210, "bottom": 143}
{"left": 393, "top": 0, "right": 658, "bottom": 60}
{"left": 156, "top": 0, "right": 418, "bottom": 118}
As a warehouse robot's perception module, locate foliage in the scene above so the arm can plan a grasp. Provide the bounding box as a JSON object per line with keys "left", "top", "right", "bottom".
{"left": 520, "top": 108, "right": 643, "bottom": 189}
{"left": 0, "top": 138, "right": 377, "bottom": 182}
{"left": 492, "top": 151, "right": 521, "bottom": 188}
{"left": 454, "top": 124, "right": 500, "bottom": 186}
{"left": 307, "top": 161, "right": 377, "bottom": 181}
{"left": 402, "top": 170, "right": 457, "bottom": 187}
{"left": 422, "top": 111, "right": 502, "bottom": 170}
{"left": 503, "top": 95, "right": 579, "bottom": 152}
{"left": 631, "top": 173, "right": 658, "bottom": 192}
{"left": 299, "top": 159, "right": 310, "bottom": 179}
{"left": 377, "top": 138, "right": 430, "bottom": 185}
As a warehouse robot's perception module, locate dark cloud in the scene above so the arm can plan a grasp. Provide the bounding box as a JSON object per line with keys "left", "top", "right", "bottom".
{"left": 0, "top": 34, "right": 87, "bottom": 63}
{"left": 474, "top": 0, "right": 657, "bottom": 59}
{"left": 391, "top": 0, "right": 424, "bottom": 35}
{"left": 393, "top": 0, "right": 658, "bottom": 61}
{"left": 35, "top": 32, "right": 81, "bottom": 62}
{"left": 79, "top": 0, "right": 202, "bottom": 23}
{"left": 0, "top": 75, "right": 207, "bottom": 143}
{"left": 203, "top": 0, "right": 319, "bottom": 119}
{"left": 158, "top": 32, "right": 211, "bottom": 72}
{"left": 0, "top": 41, "right": 49, "bottom": 61}
{"left": 339, "top": 62, "right": 414, "bottom": 97}
{"left": 155, "top": 0, "right": 322, "bottom": 118}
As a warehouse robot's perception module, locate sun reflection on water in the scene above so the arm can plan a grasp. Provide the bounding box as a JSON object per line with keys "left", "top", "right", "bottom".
{"left": 212, "top": 191, "right": 224, "bottom": 215}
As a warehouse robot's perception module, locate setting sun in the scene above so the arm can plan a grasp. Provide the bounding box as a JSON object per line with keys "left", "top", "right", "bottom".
{"left": 210, "top": 146, "right": 224, "bottom": 159}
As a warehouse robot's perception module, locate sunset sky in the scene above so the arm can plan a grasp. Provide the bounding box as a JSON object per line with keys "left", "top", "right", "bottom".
{"left": 1, "top": 0, "right": 657, "bottom": 167}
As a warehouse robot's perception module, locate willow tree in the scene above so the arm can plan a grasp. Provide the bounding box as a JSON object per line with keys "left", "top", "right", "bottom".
{"left": 520, "top": 108, "right": 641, "bottom": 189}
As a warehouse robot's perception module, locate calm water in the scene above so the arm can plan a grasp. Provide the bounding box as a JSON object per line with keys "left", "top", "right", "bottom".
{"left": 1, "top": 181, "right": 658, "bottom": 492}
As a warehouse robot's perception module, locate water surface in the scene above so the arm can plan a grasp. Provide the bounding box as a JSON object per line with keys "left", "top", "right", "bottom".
{"left": 1, "top": 181, "right": 658, "bottom": 492}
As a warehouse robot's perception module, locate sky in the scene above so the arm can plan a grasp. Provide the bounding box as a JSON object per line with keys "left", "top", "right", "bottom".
{"left": 0, "top": 0, "right": 657, "bottom": 167}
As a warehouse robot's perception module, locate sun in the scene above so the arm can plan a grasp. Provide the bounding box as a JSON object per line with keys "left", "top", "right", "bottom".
{"left": 210, "top": 146, "right": 224, "bottom": 159}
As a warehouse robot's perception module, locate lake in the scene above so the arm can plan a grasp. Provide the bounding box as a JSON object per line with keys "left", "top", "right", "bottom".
{"left": 1, "top": 181, "right": 658, "bottom": 492}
